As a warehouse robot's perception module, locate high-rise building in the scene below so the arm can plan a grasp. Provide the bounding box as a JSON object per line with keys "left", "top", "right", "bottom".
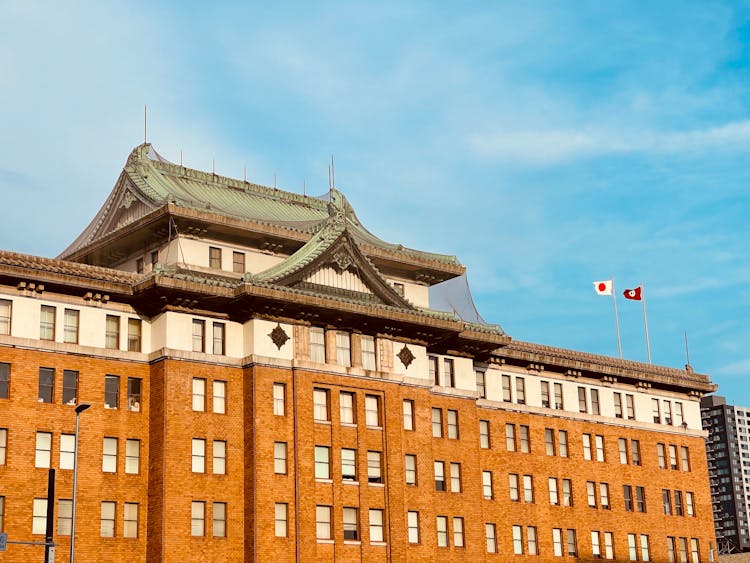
{"left": 701, "top": 394, "right": 750, "bottom": 554}
{"left": 0, "top": 143, "right": 718, "bottom": 561}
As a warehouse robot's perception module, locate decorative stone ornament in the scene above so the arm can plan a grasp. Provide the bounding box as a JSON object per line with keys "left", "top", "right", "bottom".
{"left": 269, "top": 324, "right": 290, "bottom": 350}
{"left": 331, "top": 250, "right": 354, "bottom": 273}
{"left": 397, "top": 345, "right": 415, "bottom": 369}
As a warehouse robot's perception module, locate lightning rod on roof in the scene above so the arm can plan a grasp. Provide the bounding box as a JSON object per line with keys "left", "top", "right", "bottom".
{"left": 331, "top": 154, "right": 335, "bottom": 188}
{"left": 274, "top": 173, "right": 277, "bottom": 189}
{"left": 144, "top": 104, "right": 148, "bottom": 144}
{"left": 180, "top": 150, "right": 183, "bottom": 167}
{"left": 303, "top": 179, "right": 307, "bottom": 196}
{"left": 212, "top": 158, "right": 216, "bottom": 175}
{"left": 243, "top": 163, "right": 247, "bottom": 182}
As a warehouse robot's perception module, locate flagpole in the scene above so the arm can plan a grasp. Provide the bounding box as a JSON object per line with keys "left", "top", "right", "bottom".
{"left": 612, "top": 278, "right": 623, "bottom": 359}
{"left": 641, "top": 282, "right": 652, "bottom": 364}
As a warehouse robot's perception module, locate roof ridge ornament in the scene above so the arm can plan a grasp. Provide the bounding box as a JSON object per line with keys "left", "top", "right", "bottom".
{"left": 327, "top": 188, "right": 347, "bottom": 228}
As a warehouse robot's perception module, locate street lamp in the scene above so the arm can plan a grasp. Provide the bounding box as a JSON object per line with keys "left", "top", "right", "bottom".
{"left": 70, "top": 403, "right": 90, "bottom": 563}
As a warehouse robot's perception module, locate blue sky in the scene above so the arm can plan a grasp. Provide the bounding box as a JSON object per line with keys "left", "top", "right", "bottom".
{"left": 1, "top": 1, "right": 748, "bottom": 403}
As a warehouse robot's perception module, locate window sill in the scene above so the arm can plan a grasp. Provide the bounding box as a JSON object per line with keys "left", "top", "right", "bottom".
{"left": 369, "top": 483, "right": 385, "bottom": 488}
{"left": 366, "top": 426, "right": 383, "bottom": 431}
{"left": 370, "top": 541, "right": 387, "bottom": 547}
{"left": 316, "top": 478, "right": 333, "bottom": 484}
{"left": 343, "top": 480, "right": 359, "bottom": 486}
{"left": 343, "top": 540, "right": 361, "bottom": 545}
{"left": 341, "top": 422, "right": 357, "bottom": 428}
{"left": 314, "top": 420, "right": 332, "bottom": 426}
{"left": 317, "top": 539, "right": 334, "bottom": 544}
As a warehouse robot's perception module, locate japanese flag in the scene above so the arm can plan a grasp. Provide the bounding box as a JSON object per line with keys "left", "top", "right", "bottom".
{"left": 593, "top": 280, "right": 613, "bottom": 295}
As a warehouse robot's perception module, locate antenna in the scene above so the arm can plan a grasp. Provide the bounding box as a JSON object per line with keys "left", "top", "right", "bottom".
{"left": 331, "top": 154, "right": 335, "bottom": 188}
{"left": 144, "top": 104, "right": 148, "bottom": 144}
{"left": 303, "top": 179, "right": 307, "bottom": 196}
{"left": 212, "top": 158, "right": 216, "bottom": 175}
{"left": 274, "top": 173, "right": 277, "bottom": 189}
{"left": 684, "top": 331, "right": 691, "bottom": 368}
{"left": 243, "top": 163, "right": 247, "bottom": 182}
{"left": 180, "top": 150, "right": 183, "bottom": 167}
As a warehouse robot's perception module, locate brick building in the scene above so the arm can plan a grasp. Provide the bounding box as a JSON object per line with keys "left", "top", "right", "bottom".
{"left": 0, "top": 144, "right": 717, "bottom": 561}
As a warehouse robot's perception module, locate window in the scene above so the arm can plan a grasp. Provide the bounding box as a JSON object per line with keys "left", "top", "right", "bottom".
{"left": 125, "top": 439, "right": 140, "bottom": 474}
{"left": 101, "top": 501, "right": 116, "bottom": 537}
{"left": 567, "top": 529, "right": 578, "bottom": 557}
{"left": 63, "top": 370, "right": 78, "bottom": 405}
{"left": 591, "top": 389, "right": 600, "bottom": 415}
{"left": 603, "top": 531, "right": 615, "bottom": 559}
{"left": 587, "top": 481, "right": 597, "bottom": 508}
{"left": 690, "top": 538, "right": 700, "bottom": 563}
{"left": 209, "top": 246, "right": 222, "bottom": 269}
{"left": 623, "top": 485, "right": 633, "bottom": 511}
{"left": 35, "top": 431, "right": 52, "bottom": 468}
{"left": 502, "top": 374, "right": 512, "bottom": 401}
{"left": 543, "top": 428, "right": 555, "bottom": 455}
{"left": 367, "top": 451, "right": 382, "bottom": 484}
{"left": 554, "top": 382, "right": 564, "bottom": 409}
{"left": 191, "top": 501, "right": 205, "bottom": 537}
{"left": 315, "top": 446, "right": 330, "bottom": 479}
{"left": 662, "top": 489, "right": 672, "bottom": 515}
{"left": 310, "top": 327, "right": 326, "bottom": 363}
{"left": 127, "top": 377, "right": 141, "bottom": 412}
{"left": 480, "top": 420, "right": 490, "bottom": 448}
{"left": 626, "top": 394, "right": 635, "bottom": 419}
{"left": 506, "top": 423, "right": 516, "bottom": 451}
{"left": 635, "top": 486, "right": 646, "bottom": 512}
{"left": 369, "top": 509, "right": 384, "bottom": 542}
{"left": 212, "top": 322, "right": 225, "bottom": 355}
{"left": 103, "top": 437, "right": 118, "bottom": 472}
{"left": 0, "top": 299, "right": 10, "bottom": 335}
{"left": 213, "top": 380, "right": 226, "bottom": 414}
{"left": 640, "top": 535, "right": 650, "bottom": 561}
{"left": 60, "top": 433, "right": 75, "bottom": 470}
{"left": 313, "top": 388, "right": 329, "bottom": 421}
{"left": 273, "top": 383, "right": 285, "bottom": 416}
{"left": 192, "top": 378, "right": 206, "bottom": 412}
{"left": 403, "top": 400, "right": 414, "bottom": 430}
{"left": 595, "top": 435, "right": 605, "bottom": 461}
{"left": 136, "top": 257, "right": 144, "bottom": 274}
{"left": 583, "top": 433, "right": 592, "bottom": 460}
{"left": 404, "top": 453, "right": 417, "bottom": 485}
{"left": 614, "top": 392, "right": 623, "bottom": 418}
{"left": 429, "top": 355, "right": 439, "bottom": 385}
{"left": 652, "top": 398, "right": 661, "bottom": 423}
{"left": 527, "top": 526, "right": 539, "bottom": 555}
{"left": 0, "top": 363, "right": 8, "bottom": 399}
{"left": 342, "top": 448, "right": 357, "bottom": 481}
{"left": 434, "top": 461, "right": 446, "bottom": 491}
{"left": 316, "top": 506, "right": 331, "bottom": 540}
{"left": 541, "top": 381, "right": 550, "bottom": 407}
{"left": 632, "top": 440, "right": 641, "bottom": 465}
{"left": 447, "top": 409, "right": 459, "bottom": 439}
{"left": 0, "top": 428, "right": 6, "bottom": 465}
{"left": 151, "top": 251, "right": 158, "bottom": 269}
{"left": 449, "top": 462, "right": 461, "bottom": 492}
{"left": 619, "top": 438, "right": 628, "bottom": 464}
{"left": 407, "top": 511, "right": 419, "bottom": 544}
{"left": 213, "top": 502, "right": 226, "bottom": 537}
{"left": 523, "top": 474, "right": 534, "bottom": 502}
{"left": 64, "top": 309, "right": 79, "bottom": 343}
{"left": 40, "top": 305, "right": 55, "bottom": 340}
{"left": 675, "top": 402, "right": 684, "bottom": 426}
{"left": 657, "top": 443, "right": 666, "bottom": 468}
{"left": 365, "top": 395, "right": 380, "bottom": 427}
{"left": 104, "top": 375, "right": 119, "bottom": 409}
{"left": 667, "top": 537, "right": 676, "bottom": 562}
{"left": 600, "top": 482, "right": 610, "bottom": 509}
{"left": 509, "top": 473, "right": 520, "bottom": 501}
{"left": 432, "top": 408, "right": 443, "bottom": 437}
{"left": 476, "top": 370, "right": 486, "bottom": 398}
{"left": 127, "top": 318, "right": 142, "bottom": 352}
{"left": 486, "top": 523, "right": 497, "bottom": 553}
{"left": 562, "top": 479, "right": 573, "bottom": 506}
{"left": 578, "top": 387, "right": 588, "bottom": 413}
{"left": 38, "top": 367, "right": 54, "bottom": 403}
{"left": 124, "top": 502, "right": 138, "bottom": 538}
{"left": 340, "top": 392, "right": 355, "bottom": 424}
{"left": 549, "top": 477, "right": 559, "bottom": 505}
{"left": 213, "top": 440, "right": 226, "bottom": 475}
{"left": 453, "top": 517, "right": 464, "bottom": 547}
{"left": 513, "top": 525, "right": 524, "bottom": 554}
{"left": 192, "top": 438, "right": 206, "bottom": 473}
{"left": 552, "top": 528, "right": 563, "bottom": 557}
{"left": 669, "top": 445, "right": 678, "bottom": 470}
{"left": 515, "top": 376, "right": 526, "bottom": 404}
{"left": 592, "top": 531, "right": 601, "bottom": 558}
{"left": 33, "top": 498, "right": 47, "bottom": 534}
{"left": 275, "top": 503, "right": 287, "bottom": 537}
{"left": 664, "top": 400, "right": 672, "bottom": 425}
{"left": 678, "top": 538, "right": 688, "bottom": 562}
{"left": 361, "top": 335, "right": 376, "bottom": 370}
{"left": 105, "top": 315, "right": 120, "bottom": 349}
{"left": 58, "top": 499, "right": 72, "bottom": 536}
{"left": 443, "top": 359, "right": 455, "bottom": 387}
{"left": 336, "top": 331, "right": 351, "bottom": 367}
{"left": 192, "top": 320, "right": 205, "bottom": 352}
{"left": 685, "top": 491, "right": 695, "bottom": 516}
{"left": 343, "top": 507, "right": 359, "bottom": 540}
{"left": 232, "top": 251, "right": 245, "bottom": 273}
{"left": 675, "top": 490, "right": 683, "bottom": 516}
{"left": 559, "top": 430, "right": 569, "bottom": 457}
{"left": 481, "top": 470, "right": 493, "bottom": 499}
{"left": 436, "top": 515, "right": 448, "bottom": 547}
{"left": 680, "top": 446, "right": 690, "bottom": 471}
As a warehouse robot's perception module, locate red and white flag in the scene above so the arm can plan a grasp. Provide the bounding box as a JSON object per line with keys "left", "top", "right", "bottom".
{"left": 593, "top": 280, "right": 613, "bottom": 295}
{"left": 623, "top": 287, "right": 642, "bottom": 300}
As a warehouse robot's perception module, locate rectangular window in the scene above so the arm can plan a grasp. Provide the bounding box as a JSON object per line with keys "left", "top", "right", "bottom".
{"left": 486, "top": 523, "right": 497, "bottom": 553}
{"left": 273, "top": 383, "right": 285, "bottom": 416}
{"left": 212, "top": 322, "right": 225, "bottom": 355}
{"left": 476, "top": 370, "right": 486, "bottom": 398}
{"left": 310, "top": 327, "right": 326, "bottom": 363}
{"left": 600, "top": 482, "right": 610, "bottom": 509}
{"left": 690, "top": 538, "right": 699, "bottom": 563}
{"left": 100, "top": 501, "right": 116, "bottom": 537}
{"left": 652, "top": 398, "right": 661, "bottom": 423}
{"left": 591, "top": 389, "right": 600, "bottom": 415}
{"left": 502, "top": 374, "right": 512, "bottom": 402}
{"left": 35, "top": 431, "right": 52, "bottom": 468}
{"left": 523, "top": 474, "right": 534, "bottom": 502}
{"left": 192, "top": 438, "right": 206, "bottom": 473}
{"left": 136, "top": 257, "right": 144, "bottom": 274}
{"left": 105, "top": 315, "right": 120, "bottom": 349}
{"left": 520, "top": 425, "right": 530, "bottom": 453}
{"left": 0, "top": 299, "right": 10, "bottom": 335}
{"left": 678, "top": 538, "right": 688, "bottom": 562}
{"left": 127, "top": 377, "right": 142, "bottom": 412}
{"left": 506, "top": 423, "right": 516, "bottom": 451}
{"left": 212, "top": 380, "right": 226, "bottom": 414}
{"left": 664, "top": 400, "right": 672, "bottom": 425}
{"left": 667, "top": 537, "right": 676, "bottom": 562}
{"left": 480, "top": 420, "right": 490, "bottom": 448}
{"left": 587, "top": 481, "right": 597, "bottom": 508}
{"left": 515, "top": 376, "right": 526, "bottom": 404}
{"left": 103, "top": 437, "right": 118, "bottom": 472}
{"left": 213, "top": 440, "right": 226, "bottom": 475}
{"left": 58, "top": 499, "right": 72, "bottom": 536}
{"left": 191, "top": 501, "right": 205, "bottom": 537}
{"left": 640, "top": 535, "right": 650, "bottom": 561}
{"left": 315, "top": 446, "right": 331, "bottom": 480}
{"left": 582, "top": 433, "right": 592, "bottom": 460}
{"left": 443, "top": 359, "right": 454, "bottom": 387}
{"left": 604, "top": 531, "right": 615, "bottom": 559}
{"left": 313, "top": 388, "right": 329, "bottom": 421}
{"left": 527, "top": 526, "right": 538, "bottom": 555}
{"left": 104, "top": 374, "right": 119, "bottom": 409}
{"left": 447, "top": 409, "right": 459, "bottom": 439}
{"left": 562, "top": 479, "right": 573, "bottom": 506}
{"left": 403, "top": 400, "right": 414, "bottom": 430}
{"left": 548, "top": 477, "right": 559, "bottom": 505}
{"left": 127, "top": 318, "right": 142, "bottom": 352}
{"left": 680, "top": 446, "right": 690, "bottom": 471}
{"left": 192, "top": 320, "right": 205, "bottom": 352}
{"left": 316, "top": 506, "right": 332, "bottom": 539}
{"left": 636, "top": 486, "right": 646, "bottom": 512}
{"left": 342, "top": 448, "right": 357, "bottom": 481}
{"left": 123, "top": 502, "right": 138, "bottom": 538}
{"left": 367, "top": 451, "right": 382, "bottom": 484}
{"left": 685, "top": 491, "right": 695, "bottom": 516}
{"left": 40, "top": 305, "right": 55, "bottom": 340}
{"left": 559, "top": 430, "right": 569, "bottom": 457}
{"left": 209, "top": 246, "right": 222, "bottom": 269}
{"left": 32, "top": 498, "right": 47, "bottom": 535}
{"left": 628, "top": 533, "right": 638, "bottom": 561}
{"left": 483, "top": 471, "right": 494, "bottom": 499}
{"left": 434, "top": 461, "right": 446, "bottom": 491}
{"left": 429, "top": 355, "right": 439, "bottom": 385}
{"left": 369, "top": 509, "right": 384, "bottom": 542}
{"left": 432, "top": 408, "right": 443, "bottom": 437}
{"left": 62, "top": 369, "right": 78, "bottom": 406}
{"left": 0, "top": 362, "right": 8, "bottom": 399}
{"left": 125, "top": 439, "right": 140, "bottom": 474}
{"left": 623, "top": 485, "right": 633, "bottom": 511}
{"left": 407, "top": 511, "right": 419, "bottom": 544}
{"left": 657, "top": 443, "right": 666, "bottom": 468}
{"left": 541, "top": 381, "right": 550, "bottom": 407}
{"left": 554, "top": 382, "right": 564, "bottom": 409}
{"left": 632, "top": 440, "right": 641, "bottom": 466}
{"left": 545, "top": 428, "right": 556, "bottom": 456}
{"left": 336, "top": 331, "right": 351, "bottom": 367}
{"left": 275, "top": 503, "right": 288, "bottom": 537}
{"left": 0, "top": 428, "right": 6, "bottom": 465}
{"left": 614, "top": 392, "right": 623, "bottom": 418}
{"left": 567, "top": 529, "right": 578, "bottom": 557}
{"left": 192, "top": 378, "right": 206, "bottom": 411}
{"left": 63, "top": 309, "right": 79, "bottom": 343}
{"left": 553, "top": 528, "right": 563, "bottom": 556}
{"left": 674, "top": 490, "right": 684, "bottom": 516}
{"left": 60, "top": 433, "right": 75, "bottom": 470}
{"left": 626, "top": 394, "right": 635, "bottom": 419}
{"left": 595, "top": 435, "right": 605, "bottom": 461}
{"left": 449, "top": 462, "right": 461, "bottom": 492}
{"left": 361, "top": 335, "right": 376, "bottom": 370}
{"left": 405, "top": 454, "right": 417, "bottom": 485}
{"left": 343, "top": 507, "right": 359, "bottom": 540}
{"left": 513, "top": 525, "right": 524, "bottom": 554}
{"left": 436, "top": 515, "right": 448, "bottom": 547}
{"left": 509, "top": 473, "right": 519, "bottom": 501}
{"left": 340, "top": 392, "right": 355, "bottom": 424}
{"left": 662, "top": 489, "right": 672, "bottom": 515}
{"left": 669, "top": 445, "right": 678, "bottom": 470}
{"left": 592, "top": 531, "right": 601, "bottom": 558}
{"left": 38, "top": 367, "right": 54, "bottom": 403}
{"left": 232, "top": 251, "right": 245, "bottom": 273}
{"left": 151, "top": 251, "right": 158, "bottom": 269}
{"left": 212, "top": 502, "right": 226, "bottom": 537}
{"left": 618, "top": 438, "right": 628, "bottom": 464}
{"left": 578, "top": 387, "right": 588, "bottom": 413}
{"left": 453, "top": 517, "right": 464, "bottom": 548}
{"left": 365, "top": 395, "right": 380, "bottom": 427}
{"left": 675, "top": 402, "right": 684, "bottom": 426}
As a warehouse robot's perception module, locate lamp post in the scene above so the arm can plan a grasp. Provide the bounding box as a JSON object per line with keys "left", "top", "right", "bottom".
{"left": 70, "top": 403, "right": 90, "bottom": 563}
